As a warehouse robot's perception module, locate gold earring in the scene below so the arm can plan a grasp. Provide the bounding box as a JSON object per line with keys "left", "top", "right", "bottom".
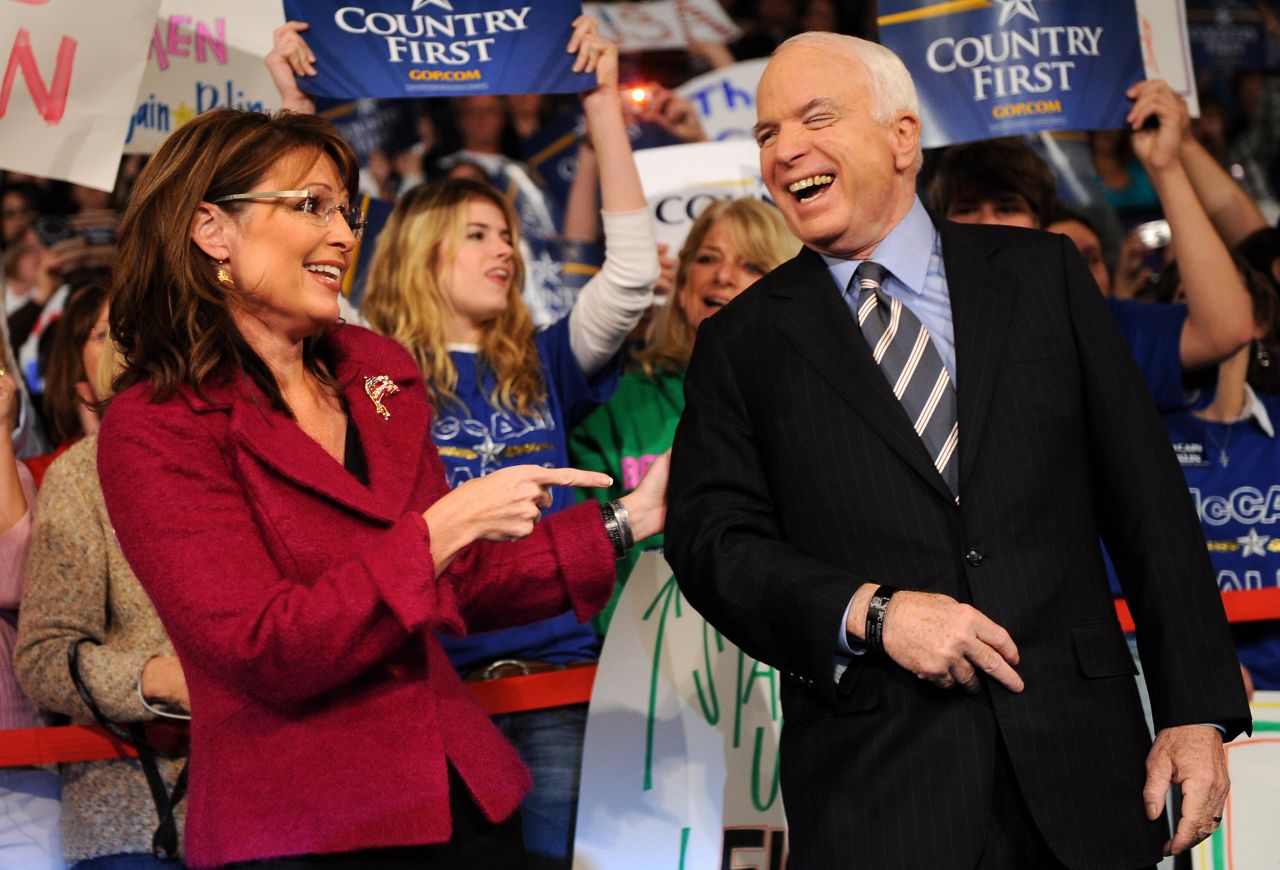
{"left": 216, "top": 259, "right": 232, "bottom": 285}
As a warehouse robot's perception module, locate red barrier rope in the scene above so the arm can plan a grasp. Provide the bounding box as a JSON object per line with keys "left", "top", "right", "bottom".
{"left": 4, "top": 588, "right": 1279, "bottom": 769}
{"left": 0, "top": 665, "right": 600, "bottom": 767}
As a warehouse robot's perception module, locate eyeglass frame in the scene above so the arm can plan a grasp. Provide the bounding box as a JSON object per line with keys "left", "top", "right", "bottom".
{"left": 210, "top": 188, "right": 365, "bottom": 240}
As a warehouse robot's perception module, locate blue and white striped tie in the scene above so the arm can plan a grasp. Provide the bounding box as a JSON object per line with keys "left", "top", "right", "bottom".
{"left": 853, "top": 261, "right": 959, "bottom": 500}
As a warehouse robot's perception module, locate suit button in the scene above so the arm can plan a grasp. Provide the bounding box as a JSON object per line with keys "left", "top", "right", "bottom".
{"left": 965, "top": 549, "right": 984, "bottom": 567}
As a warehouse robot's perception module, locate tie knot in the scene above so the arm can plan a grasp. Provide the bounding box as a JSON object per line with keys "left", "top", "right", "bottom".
{"left": 853, "top": 261, "right": 889, "bottom": 296}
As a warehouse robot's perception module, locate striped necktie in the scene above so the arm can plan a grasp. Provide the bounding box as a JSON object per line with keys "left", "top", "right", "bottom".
{"left": 853, "top": 261, "right": 959, "bottom": 499}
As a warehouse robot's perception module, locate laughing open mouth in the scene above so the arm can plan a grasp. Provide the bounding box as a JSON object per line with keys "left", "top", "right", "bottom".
{"left": 788, "top": 174, "right": 834, "bottom": 203}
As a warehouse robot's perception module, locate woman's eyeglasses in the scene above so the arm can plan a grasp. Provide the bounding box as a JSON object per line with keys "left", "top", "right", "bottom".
{"left": 212, "top": 189, "right": 365, "bottom": 240}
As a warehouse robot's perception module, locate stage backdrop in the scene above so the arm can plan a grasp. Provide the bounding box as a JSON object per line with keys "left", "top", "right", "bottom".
{"left": 0, "top": 0, "right": 159, "bottom": 190}
{"left": 574, "top": 552, "right": 787, "bottom": 870}
{"left": 282, "top": 0, "right": 593, "bottom": 99}
{"left": 124, "top": 0, "right": 283, "bottom": 154}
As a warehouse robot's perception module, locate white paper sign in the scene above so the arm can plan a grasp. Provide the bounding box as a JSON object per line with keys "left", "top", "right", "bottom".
{"left": 1191, "top": 690, "right": 1280, "bottom": 869}
{"left": 124, "top": 0, "right": 285, "bottom": 155}
{"left": 0, "top": 0, "right": 160, "bottom": 190}
{"left": 676, "top": 57, "right": 767, "bottom": 142}
{"left": 1136, "top": 0, "right": 1200, "bottom": 117}
{"left": 574, "top": 552, "right": 787, "bottom": 869}
{"left": 634, "top": 139, "right": 767, "bottom": 254}
{"left": 585, "top": 0, "right": 741, "bottom": 53}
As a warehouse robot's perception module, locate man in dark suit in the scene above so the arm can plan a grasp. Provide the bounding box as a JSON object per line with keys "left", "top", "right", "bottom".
{"left": 665, "top": 32, "right": 1251, "bottom": 870}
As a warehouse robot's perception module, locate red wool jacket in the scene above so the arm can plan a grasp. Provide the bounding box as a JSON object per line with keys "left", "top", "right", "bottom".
{"left": 97, "top": 325, "right": 614, "bottom": 868}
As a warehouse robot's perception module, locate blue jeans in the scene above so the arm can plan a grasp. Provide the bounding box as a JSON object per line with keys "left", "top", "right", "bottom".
{"left": 492, "top": 704, "right": 587, "bottom": 870}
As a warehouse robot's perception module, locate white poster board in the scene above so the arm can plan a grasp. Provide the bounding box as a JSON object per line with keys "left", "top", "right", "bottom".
{"left": 676, "top": 58, "right": 767, "bottom": 142}
{"left": 574, "top": 552, "right": 787, "bottom": 869}
{"left": 124, "top": 0, "right": 285, "bottom": 154}
{"left": 585, "top": 0, "right": 741, "bottom": 53}
{"left": 1136, "top": 0, "right": 1201, "bottom": 117}
{"left": 1192, "top": 690, "right": 1280, "bottom": 870}
{"left": 634, "top": 139, "right": 767, "bottom": 255}
{"left": 0, "top": 0, "right": 159, "bottom": 190}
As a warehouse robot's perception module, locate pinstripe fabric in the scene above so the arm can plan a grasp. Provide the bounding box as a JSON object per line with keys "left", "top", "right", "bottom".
{"left": 667, "top": 222, "right": 1250, "bottom": 870}
{"left": 853, "top": 261, "right": 959, "bottom": 498}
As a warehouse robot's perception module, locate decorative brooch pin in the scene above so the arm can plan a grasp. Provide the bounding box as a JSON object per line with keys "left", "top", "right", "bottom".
{"left": 364, "top": 375, "right": 400, "bottom": 420}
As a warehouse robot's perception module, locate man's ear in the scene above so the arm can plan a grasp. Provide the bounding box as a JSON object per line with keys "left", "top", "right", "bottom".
{"left": 190, "top": 202, "right": 232, "bottom": 261}
{"left": 891, "top": 111, "right": 921, "bottom": 172}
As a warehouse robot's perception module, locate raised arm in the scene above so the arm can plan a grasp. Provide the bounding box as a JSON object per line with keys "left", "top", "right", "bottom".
{"left": 265, "top": 21, "right": 317, "bottom": 115}
{"left": 1127, "top": 80, "right": 1252, "bottom": 369}
{"left": 565, "top": 16, "right": 660, "bottom": 376}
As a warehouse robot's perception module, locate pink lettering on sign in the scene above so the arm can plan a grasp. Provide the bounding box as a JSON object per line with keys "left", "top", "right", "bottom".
{"left": 0, "top": 27, "right": 76, "bottom": 124}
{"left": 149, "top": 16, "right": 227, "bottom": 71}
{"left": 621, "top": 454, "right": 659, "bottom": 491}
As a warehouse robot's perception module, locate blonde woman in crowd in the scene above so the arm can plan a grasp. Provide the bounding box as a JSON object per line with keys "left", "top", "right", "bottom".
{"left": 360, "top": 18, "right": 660, "bottom": 869}
{"left": 570, "top": 198, "right": 798, "bottom": 630}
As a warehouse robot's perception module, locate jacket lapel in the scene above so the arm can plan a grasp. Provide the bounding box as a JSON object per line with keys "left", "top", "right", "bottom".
{"left": 771, "top": 248, "right": 953, "bottom": 502}
{"left": 195, "top": 327, "right": 427, "bottom": 525}
{"left": 941, "top": 223, "right": 1016, "bottom": 492}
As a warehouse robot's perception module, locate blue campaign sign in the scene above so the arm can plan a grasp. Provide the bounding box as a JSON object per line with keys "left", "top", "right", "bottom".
{"left": 283, "top": 0, "right": 595, "bottom": 99}
{"left": 878, "top": 0, "right": 1145, "bottom": 149}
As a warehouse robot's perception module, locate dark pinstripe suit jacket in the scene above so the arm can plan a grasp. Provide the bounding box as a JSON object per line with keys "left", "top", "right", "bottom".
{"left": 666, "top": 221, "right": 1251, "bottom": 870}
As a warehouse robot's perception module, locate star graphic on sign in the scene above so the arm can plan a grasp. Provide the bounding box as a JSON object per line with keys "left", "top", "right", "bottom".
{"left": 994, "top": 0, "right": 1040, "bottom": 26}
{"left": 411, "top": 0, "right": 453, "bottom": 11}
{"left": 527, "top": 248, "right": 563, "bottom": 293}
{"left": 1237, "top": 528, "right": 1271, "bottom": 558}
{"left": 173, "top": 102, "right": 195, "bottom": 127}
{"left": 471, "top": 431, "right": 507, "bottom": 469}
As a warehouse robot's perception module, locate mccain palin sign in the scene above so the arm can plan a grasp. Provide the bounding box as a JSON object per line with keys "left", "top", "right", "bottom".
{"left": 878, "top": 0, "right": 1145, "bottom": 149}
{"left": 282, "top": 0, "right": 594, "bottom": 98}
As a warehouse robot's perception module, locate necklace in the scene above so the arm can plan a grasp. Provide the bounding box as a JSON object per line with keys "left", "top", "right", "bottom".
{"left": 1204, "top": 422, "right": 1233, "bottom": 467}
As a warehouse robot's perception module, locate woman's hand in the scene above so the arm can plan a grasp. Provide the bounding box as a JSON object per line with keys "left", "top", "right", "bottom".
{"left": 619, "top": 449, "right": 668, "bottom": 543}
{"left": 424, "top": 465, "right": 613, "bottom": 574}
{"left": 569, "top": 15, "right": 619, "bottom": 95}
{"left": 140, "top": 655, "right": 190, "bottom": 712}
{"left": 266, "top": 21, "right": 317, "bottom": 114}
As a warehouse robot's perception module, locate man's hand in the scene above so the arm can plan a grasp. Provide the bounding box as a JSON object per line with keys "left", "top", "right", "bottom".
{"left": 1143, "top": 724, "right": 1229, "bottom": 856}
{"left": 850, "top": 587, "right": 1024, "bottom": 693}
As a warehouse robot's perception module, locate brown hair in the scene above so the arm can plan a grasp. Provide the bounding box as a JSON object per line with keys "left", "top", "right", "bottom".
{"left": 636, "top": 198, "right": 798, "bottom": 378}
{"left": 929, "top": 137, "right": 1057, "bottom": 228}
{"left": 109, "top": 108, "right": 360, "bottom": 412}
{"left": 42, "top": 283, "right": 107, "bottom": 444}
{"left": 362, "top": 178, "right": 544, "bottom": 416}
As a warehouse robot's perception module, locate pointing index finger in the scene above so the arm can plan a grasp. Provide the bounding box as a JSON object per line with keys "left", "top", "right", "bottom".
{"left": 531, "top": 467, "right": 613, "bottom": 489}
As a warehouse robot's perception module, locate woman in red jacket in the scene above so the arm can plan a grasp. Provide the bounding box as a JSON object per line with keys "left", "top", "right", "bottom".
{"left": 96, "top": 108, "right": 665, "bottom": 869}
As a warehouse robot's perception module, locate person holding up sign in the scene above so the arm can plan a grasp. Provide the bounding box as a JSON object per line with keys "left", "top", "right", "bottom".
{"left": 359, "top": 18, "right": 661, "bottom": 868}
{"left": 95, "top": 106, "right": 667, "bottom": 869}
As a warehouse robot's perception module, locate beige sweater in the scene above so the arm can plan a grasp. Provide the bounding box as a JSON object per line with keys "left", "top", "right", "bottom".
{"left": 14, "top": 435, "right": 186, "bottom": 863}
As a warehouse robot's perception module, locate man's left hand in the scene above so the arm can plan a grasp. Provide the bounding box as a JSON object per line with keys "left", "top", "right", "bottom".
{"left": 1143, "top": 724, "right": 1229, "bottom": 855}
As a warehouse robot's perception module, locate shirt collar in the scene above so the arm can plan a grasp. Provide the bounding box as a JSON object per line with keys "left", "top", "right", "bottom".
{"left": 1232, "top": 384, "right": 1275, "bottom": 437}
{"left": 821, "top": 196, "right": 936, "bottom": 295}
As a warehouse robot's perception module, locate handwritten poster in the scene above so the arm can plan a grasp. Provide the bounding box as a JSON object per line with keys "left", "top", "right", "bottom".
{"left": 0, "top": 0, "right": 159, "bottom": 190}
{"left": 124, "top": 0, "right": 284, "bottom": 155}
{"left": 575, "top": 552, "right": 787, "bottom": 869}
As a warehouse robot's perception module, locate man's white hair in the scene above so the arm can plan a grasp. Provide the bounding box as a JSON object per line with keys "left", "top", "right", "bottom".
{"left": 774, "top": 32, "right": 922, "bottom": 169}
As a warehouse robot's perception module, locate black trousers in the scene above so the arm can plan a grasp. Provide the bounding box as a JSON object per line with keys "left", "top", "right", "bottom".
{"left": 976, "top": 739, "right": 1157, "bottom": 870}
{"left": 225, "top": 767, "right": 527, "bottom": 869}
